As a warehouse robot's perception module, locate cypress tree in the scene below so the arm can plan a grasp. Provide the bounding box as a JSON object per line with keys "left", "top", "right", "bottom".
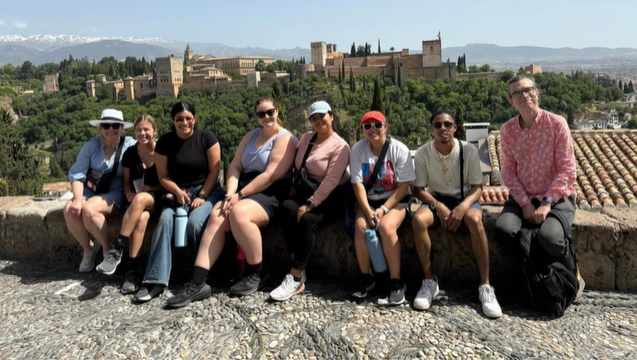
{"left": 629, "top": 80, "right": 634, "bottom": 93}
{"left": 378, "top": 39, "right": 381, "bottom": 53}
{"left": 454, "top": 106, "right": 466, "bottom": 140}
{"left": 619, "top": 80, "right": 623, "bottom": 90}
{"left": 351, "top": 42, "right": 356, "bottom": 57}
{"left": 272, "top": 79, "right": 287, "bottom": 127}
{"left": 371, "top": 77, "right": 384, "bottom": 114}
{"left": 350, "top": 67, "right": 356, "bottom": 93}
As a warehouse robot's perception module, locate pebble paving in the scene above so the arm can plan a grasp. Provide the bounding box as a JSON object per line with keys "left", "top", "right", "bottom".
{"left": 0, "top": 260, "right": 636, "bottom": 360}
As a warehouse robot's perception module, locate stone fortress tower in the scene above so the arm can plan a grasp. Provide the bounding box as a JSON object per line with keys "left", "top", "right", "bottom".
{"left": 184, "top": 43, "right": 194, "bottom": 64}
{"left": 310, "top": 41, "right": 327, "bottom": 69}
{"left": 155, "top": 55, "right": 183, "bottom": 98}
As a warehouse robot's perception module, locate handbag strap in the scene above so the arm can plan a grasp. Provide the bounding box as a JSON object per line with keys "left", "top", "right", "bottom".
{"left": 294, "top": 132, "right": 318, "bottom": 183}
{"left": 365, "top": 137, "right": 391, "bottom": 194}
{"left": 103, "top": 136, "right": 126, "bottom": 185}
{"left": 459, "top": 140, "right": 465, "bottom": 200}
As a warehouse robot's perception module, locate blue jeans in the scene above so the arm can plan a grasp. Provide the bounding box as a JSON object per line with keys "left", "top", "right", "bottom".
{"left": 143, "top": 184, "right": 225, "bottom": 286}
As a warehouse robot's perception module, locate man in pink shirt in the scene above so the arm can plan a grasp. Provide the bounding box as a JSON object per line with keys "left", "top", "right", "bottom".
{"left": 496, "top": 76, "right": 584, "bottom": 303}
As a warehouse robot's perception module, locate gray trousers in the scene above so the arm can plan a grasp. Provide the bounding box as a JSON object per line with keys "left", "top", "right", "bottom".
{"left": 495, "top": 194, "right": 576, "bottom": 259}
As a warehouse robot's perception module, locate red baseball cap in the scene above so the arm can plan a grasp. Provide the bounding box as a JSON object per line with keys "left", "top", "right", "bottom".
{"left": 361, "top": 111, "right": 386, "bottom": 125}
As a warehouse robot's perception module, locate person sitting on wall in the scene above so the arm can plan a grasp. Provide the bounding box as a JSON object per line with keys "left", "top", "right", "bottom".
{"left": 495, "top": 75, "right": 584, "bottom": 309}
{"left": 411, "top": 110, "right": 502, "bottom": 318}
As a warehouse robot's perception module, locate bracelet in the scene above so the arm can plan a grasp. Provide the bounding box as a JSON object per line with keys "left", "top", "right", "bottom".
{"left": 197, "top": 194, "right": 206, "bottom": 200}
{"left": 237, "top": 191, "right": 245, "bottom": 200}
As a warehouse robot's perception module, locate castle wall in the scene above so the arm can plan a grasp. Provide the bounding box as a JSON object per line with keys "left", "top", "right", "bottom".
{"left": 422, "top": 40, "right": 442, "bottom": 67}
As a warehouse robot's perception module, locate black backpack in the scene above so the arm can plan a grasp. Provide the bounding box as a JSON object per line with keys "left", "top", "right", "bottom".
{"left": 517, "top": 208, "right": 579, "bottom": 317}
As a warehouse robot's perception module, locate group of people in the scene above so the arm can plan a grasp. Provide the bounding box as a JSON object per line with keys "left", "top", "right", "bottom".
{"left": 64, "top": 75, "right": 583, "bottom": 318}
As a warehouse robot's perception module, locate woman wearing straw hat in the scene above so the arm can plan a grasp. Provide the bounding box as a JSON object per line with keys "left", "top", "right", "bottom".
{"left": 63, "top": 109, "right": 136, "bottom": 273}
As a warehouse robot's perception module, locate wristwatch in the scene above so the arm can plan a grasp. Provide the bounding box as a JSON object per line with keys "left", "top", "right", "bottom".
{"left": 237, "top": 191, "right": 245, "bottom": 200}
{"left": 429, "top": 200, "right": 438, "bottom": 211}
{"left": 380, "top": 205, "right": 390, "bottom": 214}
{"left": 542, "top": 197, "right": 554, "bottom": 205}
{"left": 306, "top": 200, "right": 315, "bottom": 210}
{"left": 197, "top": 194, "right": 206, "bottom": 200}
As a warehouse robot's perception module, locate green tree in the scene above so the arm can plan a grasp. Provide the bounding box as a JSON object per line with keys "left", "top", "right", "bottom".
{"left": 49, "top": 158, "right": 65, "bottom": 179}
{"left": 619, "top": 80, "right": 623, "bottom": 91}
{"left": 351, "top": 42, "right": 356, "bottom": 57}
{"left": 371, "top": 77, "right": 385, "bottom": 114}
{"left": 454, "top": 106, "right": 466, "bottom": 140}
{"left": 272, "top": 79, "right": 287, "bottom": 127}
{"left": 629, "top": 81, "right": 634, "bottom": 93}
{"left": 378, "top": 39, "right": 381, "bottom": 53}
{"left": 255, "top": 60, "right": 267, "bottom": 72}
{"left": 390, "top": 47, "right": 395, "bottom": 52}
{"left": 20, "top": 60, "right": 35, "bottom": 80}
{"left": 349, "top": 67, "right": 356, "bottom": 93}
{"left": 0, "top": 109, "right": 42, "bottom": 196}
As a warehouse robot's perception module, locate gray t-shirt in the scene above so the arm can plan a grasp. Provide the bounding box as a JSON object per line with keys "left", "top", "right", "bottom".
{"left": 350, "top": 138, "right": 416, "bottom": 200}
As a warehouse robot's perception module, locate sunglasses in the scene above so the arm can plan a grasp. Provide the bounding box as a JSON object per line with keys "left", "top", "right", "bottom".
{"left": 362, "top": 122, "right": 384, "bottom": 131}
{"left": 256, "top": 108, "right": 276, "bottom": 119}
{"left": 175, "top": 116, "right": 194, "bottom": 122}
{"left": 433, "top": 121, "right": 455, "bottom": 130}
{"left": 101, "top": 123, "right": 122, "bottom": 130}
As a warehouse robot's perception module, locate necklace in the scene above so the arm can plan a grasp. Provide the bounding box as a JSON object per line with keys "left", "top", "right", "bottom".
{"left": 436, "top": 150, "right": 451, "bottom": 174}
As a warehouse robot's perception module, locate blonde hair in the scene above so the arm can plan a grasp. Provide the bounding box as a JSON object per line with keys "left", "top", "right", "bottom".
{"left": 134, "top": 115, "right": 157, "bottom": 132}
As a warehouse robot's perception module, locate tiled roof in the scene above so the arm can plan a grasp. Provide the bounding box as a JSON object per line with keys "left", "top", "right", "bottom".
{"left": 487, "top": 130, "right": 637, "bottom": 211}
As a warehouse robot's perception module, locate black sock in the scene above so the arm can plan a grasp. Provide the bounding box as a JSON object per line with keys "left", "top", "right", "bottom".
{"left": 191, "top": 266, "right": 209, "bottom": 286}
{"left": 360, "top": 273, "right": 372, "bottom": 284}
{"left": 245, "top": 262, "right": 263, "bottom": 276}
{"left": 129, "top": 256, "right": 139, "bottom": 271}
{"left": 293, "top": 273, "right": 303, "bottom": 282}
{"left": 116, "top": 235, "right": 129, "bottom": 250}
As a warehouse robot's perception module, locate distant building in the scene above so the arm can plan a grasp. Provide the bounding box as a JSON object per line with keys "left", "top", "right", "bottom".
{"left": 43, "top": 73, "right": 59, "bottom": 93}
{"left": 301, "top": 34, "right": 456, "bottom": 84}
{"left": 155, "top": 55, "right": 183, "bottom": 98}
{"left": 85, "top": 74, "right": 124, "bottom": 100}
{"left": 525, "top": 64, "right": 542, "bottom": 74}
{"left": 574, "top": 109, "right": 622, "bottom": 130}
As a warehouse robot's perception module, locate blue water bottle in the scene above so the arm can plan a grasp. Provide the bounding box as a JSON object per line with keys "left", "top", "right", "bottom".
{"left": 365, "top": 227, "right": 387, "bottom": 273}
{"left": 174, "top": 205, "right": 188, "bottom": 247}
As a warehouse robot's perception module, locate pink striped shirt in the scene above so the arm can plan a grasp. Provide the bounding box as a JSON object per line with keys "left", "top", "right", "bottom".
{"left": 499, "top": 109, "right": 576, "bottom": 207}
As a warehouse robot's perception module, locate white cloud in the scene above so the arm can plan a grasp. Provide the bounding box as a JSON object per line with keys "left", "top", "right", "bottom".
{"left": 0, "top": 19, "right": 6, "bottom": 26}
{"left": 13, "top": 21, "right": 27, "bottom": 29}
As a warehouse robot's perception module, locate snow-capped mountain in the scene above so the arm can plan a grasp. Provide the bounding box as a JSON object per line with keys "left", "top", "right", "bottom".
{"left": 0, "top": 34, "right": 175, "bottom": 50}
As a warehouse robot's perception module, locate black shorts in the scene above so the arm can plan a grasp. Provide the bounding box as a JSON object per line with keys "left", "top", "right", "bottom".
{"left": 367, "top": 194, "right": 413, "bottom": 219}
{"left": 242, "top": 179, "right": 292, "bottom": 221}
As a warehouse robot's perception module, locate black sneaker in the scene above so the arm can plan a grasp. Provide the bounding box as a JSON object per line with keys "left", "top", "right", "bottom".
{"left": 387, "top": 278, "right": 407, "bottom": 305}
{"left": 351, "top": 275, "right": 375, "bottom": 299}
{"left": 230, "top": 272, "right": 268, "bottom": 296}
{"left": 166, "top": 282, "right": 212, "bottom": 308}
{"left": 133, "top": 284, "right": 165, "bottom": 303}
{"left": 121, "top": 269, "right": 141, "bottom": 295}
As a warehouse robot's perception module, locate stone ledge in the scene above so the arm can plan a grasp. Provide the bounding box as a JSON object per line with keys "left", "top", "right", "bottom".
{"left": 0, "top": 197, "right": 634, "bottom": 290}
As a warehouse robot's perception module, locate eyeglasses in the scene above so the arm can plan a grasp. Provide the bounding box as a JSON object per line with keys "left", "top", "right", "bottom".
{"left": 101, "top": 123, "right": 122, "bottom": 130}
{"left": 256, "top": 108, "right": 276, "bottom": 119}
{"left": 175, "top": 116, "right": 194, "bottom": 122}
{"left": 362, "top": 122, "right": 384, "bottom": 131}
{"left": 433, "top": 121, "right": 455, "bottom": 130}
{"left": 510, "top": 87, "right": 536, "bottom": 99}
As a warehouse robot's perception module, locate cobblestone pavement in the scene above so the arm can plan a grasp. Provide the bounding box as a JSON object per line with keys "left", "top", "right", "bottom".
{"left": 0, "top": 260, "right": 636, "bottom": 360}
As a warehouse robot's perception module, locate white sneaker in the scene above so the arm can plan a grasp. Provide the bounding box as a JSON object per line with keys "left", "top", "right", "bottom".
{"left": 79, "top": 241, "right": 101, "bottom": 273}
{"left": 413, "top": 276, "right": 439, "bottom": 310}
{"left": 269, "top": 272, "right": 306, "bottom": 301}
{"left": 479, "top": 284, "right": 502, "bottom": 318}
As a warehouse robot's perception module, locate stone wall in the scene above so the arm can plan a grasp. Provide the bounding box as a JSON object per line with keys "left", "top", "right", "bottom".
{"left": 1, "top": 197, "right": 635, "bottom": 290}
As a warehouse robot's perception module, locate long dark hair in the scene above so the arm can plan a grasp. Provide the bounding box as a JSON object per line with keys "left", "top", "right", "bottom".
{"left": 170, "top": 101, "right": 197, "bottom": 131}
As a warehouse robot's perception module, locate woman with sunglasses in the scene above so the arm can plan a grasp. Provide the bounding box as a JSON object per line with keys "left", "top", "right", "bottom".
{"left": 133, "top": 102, "right": 225, "bottom": 303}
{"left": 269, "top": 101, "right": 351, "bottom": 301}
{"left": 166, "top": 96, "right": 295, "bottom": 308}
{"left": 349, "top": 111, "right": 415, "bottom": 306}
{"left": 94, "top": 115, "right": 161, "bottom": 295}
{"left": 64, "top": 109, "right": 136, "bottom": 273}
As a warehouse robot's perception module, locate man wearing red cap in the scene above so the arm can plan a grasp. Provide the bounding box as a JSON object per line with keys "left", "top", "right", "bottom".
{"left": 349, "top": 111, "right": 415, "bottom": 305}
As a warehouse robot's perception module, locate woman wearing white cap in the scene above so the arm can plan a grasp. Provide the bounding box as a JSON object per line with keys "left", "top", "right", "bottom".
{"left": 63, "top": 109, "right": 136, "bottom": 273}
{"left": 269, "top": 101, "right": 351, "bottom": 301}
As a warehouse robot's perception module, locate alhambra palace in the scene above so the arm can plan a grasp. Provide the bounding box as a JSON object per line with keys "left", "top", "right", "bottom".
{"left": 78, "top": 35, "right": 537, "bottom": 100}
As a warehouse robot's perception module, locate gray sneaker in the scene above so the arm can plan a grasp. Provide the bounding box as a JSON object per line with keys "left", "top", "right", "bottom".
{"left": 79, "top": 241, "right": 101, "bottom": 273}
{"left": 269, "top": 272, "right": 306, "bottom": 301}
{"left": 121, "top": 269, "right": 141, "bottom": 295}
{"left": 96, "top": 249, "right": 123, "bottom": 275}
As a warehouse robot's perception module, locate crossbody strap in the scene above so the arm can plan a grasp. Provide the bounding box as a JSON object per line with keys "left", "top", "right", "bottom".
{"left": 365, "top": 138, "right": 391, "bottom": 194}
{"left": 459, "top": 141, "right": 465, "bottom": 200}
{"left": 294, "top": 132, "right": 318, "bottom": 183}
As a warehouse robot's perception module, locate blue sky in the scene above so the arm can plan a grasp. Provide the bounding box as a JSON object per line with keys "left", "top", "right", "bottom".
{"left": 0, "top": 0, "right": 632, "bottom": 49}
